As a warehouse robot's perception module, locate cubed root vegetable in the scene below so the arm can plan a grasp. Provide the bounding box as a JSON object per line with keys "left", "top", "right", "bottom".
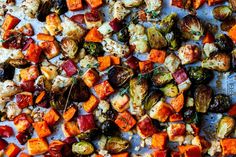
{"left": 16, "top": 92, "right": 33, "bottom": 109}
{"left": 152, "top": 132, "right": 168, "bottom": 150}
{"left": 37, "top": 33, "right": 54, "bottom": 41}
{"left": 0, "top": 125, "right": 14, "bottom": 138}
{"left": 0, "top": 138, "right": 8, "bottom": 150}
{"left": 111, "top": 152, "right": 129, "bottom": 157}
{"left": 202, "top": 31, "right": 214, "bottom": 44}
{"left": 19, "top": 153, "right": 31, "bottom": 157}
{"left": 82, "top": 68, "right": 100, "bottom": 88}
{"left": 33, "top": 121, "right": 52, "bottom": 138}
{"left": 137, "top": 115, "right": 156, "bottom": 138}
{"left": 152, "top": 150, "right": 167, "bottom": 157}
{"left": 39, "top": 41, "right": 60, "bottom": 59}
{"left": 77, "top": 114, "right": 96, "bottom": 132}
{"left": 111, "top": 56, "right": 120, "bottom": 65}
{"left": 85, "top": 27, "right": 103, "bottom": 42}
{"left": 169, "top": 113, "right": 183, "bottom": 122}
{"left": 66, "top": 0, "right": 83, "bottom": 11}
{"left": 228, "top": 25, "right": 236, "bottom": 42}
{"left": 20, "top": 66, "right": 39, "bottom": 82}
{"left": 98, "top": 56, "right": 111, "bottom": 71}
{"left": 170, "top": 92, "right": 184, "bottom": 112}
{"left": 63, "top": 106, "right": 77, "bottom": 122}
{"left": 94, "top": 80, "right": 114, "bottom": 99}
{"left": 193, "top": 0, "right": 206, "bottom": 9}
{"left": 115, "top": 111, "right": 136, "bottom": 132}
{"left": 61, "top": 59, "right": 78, "bottom": 77}
{"left": 83, "top": 94, "right": 100, "bottom": 113}
{"left": 5, "top": 143, "right": 21, "bottom": 157}
{"left": 228, "top": 104, "right": 236, "bottom": 116}
{"left": 220, "top": 138, "right": 236, "bottom": 156}
{"left": 86, "top": 0, "right": 103, "bottom": 8}
{"left": 178, "top": 145, "right": 201, "bottom": 157}
{"left": 43, "top": 108, "right": 60, "bottom": 126}
{"left": 14, "top": 113, "right": 33, "bottom": 133}
{"left": 139, "top": 60, "right": 153, "bottom": 74}
{"left": 149, "top": 49, "right": 166, "bottom": 64}
{"left": 62, "top": 121, "right": 80, "bottom": 137}
{"left": 167, "top": 123, "right": 186, "bottom": 142}
{"left": 25, "top": 43, "right": 42, "bottom": 63}
{"left": 2, "top": 14, "right": 20, "bottom": 30}
{"left": 27, "top": 138, "right": 49, "bottom": 155}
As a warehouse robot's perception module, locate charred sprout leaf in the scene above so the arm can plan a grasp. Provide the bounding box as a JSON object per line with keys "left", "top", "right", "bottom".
{"left": 217, "top": 116, "right": 235, "bottom": 138}
{"left": 61, "top": 37, "right": 79, "bottom": 59}
{"left": 8, "top": 59, "right": 30, "bottom": 69}
{"left": 220, "top": 16, "right": 236, "bottom": 32}
{"left": 147, "top": 27, "right": 167, "bottom": 49}
{"left": 160, "top": 83, "right": 178, "bottom": 97}
{"left": 151, "top": 71, "right": 173, "bottom": 87}
{"left": 215, "top": 34, "right": 234, "bottom": 53}
{"left": 37, "top": 0, "right": 52, "bottom": 22}
{"left": 202, "top": 53, "right": 231, "bottom": 72}
{"left": 160, "top": 13, "right": 178, "bottom": 33}
{"left": 194, "top": 84, "right": 213, "bottom": 113}
{"left": 83, "top": 42, "right": 104, "bottom": 57}
{"left": 77, "top": 129, "right": 100, "bottom": 141}
{"left": 101, "top": 120, "right": 119, "bottom": 136}
{"left": 72, "top": 141, "right": 94, "bottom": 155}
{"left": 183, "top": 107, "right": 199, "bottom": 124}
{"left": 144, "top": 91, "right": 163, "bottom": 111}
{"left": 108, "top": 66, "right": 134, "bottom": 88}
{"left": 105, "top": 137, "right": 129, "bottom": 153}
{"left": 54, "top": 0, "right": 68, "bottom": 15}
{"left": 188, "top": 67, "right": 213, "bottom": 84}
{"left": 117, "top": 28, "right": 129, "bottom": 42}
{"left": 213, "top": 6, "right": 232, "bottom": 21}
{"left": 0, "top": 63, "right": 15, "bottom": 81}
{"left": 69, "top": 79, "right": 91, "bottom": 102}
{"left": 180, "top": 15, "right": 204, "bottom": 41}
{"left": 129, "top": 77, "right": 149, "bottom": 108}
{"left": 209, "top": 94, "right": 231, "bottom": 113}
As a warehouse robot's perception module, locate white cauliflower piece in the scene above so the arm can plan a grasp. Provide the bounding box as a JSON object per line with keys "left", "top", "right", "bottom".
{"left": 6, "top": 102, "right": 22, "bottom": 120}
{"left": 113, "top": 1, "right": 130, "bottom": 20}
{"left": 203, "top": 43, "right": 218, "bottom": 57}
{"left": 144, "top": 0, "right": 162, "bottom": 13}
{"left": 98, "top": 22, "right": 113, "bottom": 35}
{"left": 21, "top": 0, "right": 41, "bottom": 18}
{"left": 80, "top": 55, "right": 98, "bottom": 68}
{"left": 51, "top": 75, "right": 72, "bottom": 93}
{"left": 122, "top": 0, "right": 143, "bottom": 7}
{"left": 0, "top": 80, "right": 21, "bottom": 98}
{"left": 0, "top": 48, "right": 24, "bottom": 64}
{"left": 208, "top": 140, "right": 221, "bottom": 156}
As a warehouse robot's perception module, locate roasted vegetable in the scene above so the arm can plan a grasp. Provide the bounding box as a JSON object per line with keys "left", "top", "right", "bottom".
{"left": 122, "top": 0, "right": 143, "bottom": 7}
{"left": 194, "top": 84, "right": 213, "bottom": 113}
{"left": 151, "top": 71, "right": 173, "bottom": 87}
{"left": 0, "top": 63, "right": 15, "bottom": 81}
{"left": 232, "top": 49, "right": 236, "bottom": 70}
{"left": 215, "top": 34, "right": 234, "bottom": 53}
{"left": 160, "top": 83, "right": 178, "bottom": 97}
{"left": 178, "top": 44, "right": 201, "bottom": 65}
{"left": 108, "top": 66, "right": 133, "bottom": 88}
{"left": 188, "top": 67, "right": 213, "bottom": 84}
{"left": 77, "top": 129, "right": 100, "bottom": 141}
{"left": 202, "top": 53, "right": 231, "bottom": 72}
{"left": 220, "top": 16, "right": 236, "bottom": 32}
{"left": 213, "top": 6, "right": 232, "bottom": 21}
{"left": 101, "top": 120, "right": 119, "bottom": 136}
{"left": 117, "top": 28, "right": 129, "bottom": 42}
{"left": 183, "top": 107, "right": 199, "bottom": 124}
{"left": 147, "top": 27, "right": 167, "bottom": 49}
{"left": 105, "top": 137, "right": 129, "bottom": 153}
{"left": 50, "top": 94, "right": 66, "bottom": 110}
{"left": 164, "top": 53, "right": 181, "bottom": 73}
{"left": 209, "top": 94, "right": 231, "bottom": 113}
{"left": 115, "top": 111, "right": 136, "bottom": 131}
{"left": 217, "top": 116, "right": 235, "bottom": 138}
{"left": 61, "top": 37, "right": 79, "bottom": 59}
{"left": 165, "top": 30, "right": 181, "bottom": 50}
{"left": 144, "top": 91, "right": 163, "bottom": 111}
{"left": 8, "top": 59, "right": 30, "bottom": 69}
{"left": 54, "top": 0, "right": 68, "bottom": 15}
{"left": 83, "top": 42, "right": 104, "bottom": 57}
{"left": 160, "top": 13, "right": 178, "bottom": 33}
{"left": 69, "top": 79, "right": 90, "bottom": 102}
{"left": 72, "top": 141, "right": 94, "bottom": 155}
{"left": 229, "top": 0, "right": 236, "bottom": 11}
{"left": 37, "top": 0, "right": 52, "bottom": 22}
{"left": 180, "top": 15, "right": 204, "bottom": 40}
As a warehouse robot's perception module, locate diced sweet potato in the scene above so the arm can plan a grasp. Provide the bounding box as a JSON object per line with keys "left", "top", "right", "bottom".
{"left": 220, "top": 138, "right": 236, "bottom": 156}
{"left": 63, "top": 106, "right": 77, "bottom": 122}
{"left": 137, "top": 115, "right": 156, "bottom": 139}
{"left": 152, "top": 132, "right": 168, "bottom": 150}
{"left": 167, "top": 123, "right": 186, "bottom": 142}
{"left": 83, "top": 94, "right": 100, "bottom": 113}
{"left": 27, "top": 138, "right": 49, "bottom": 155}
{"left": 111, "top": 152, "right": 129, "bottom": 157}
{"left": 208, "top": 0, "right": 225, "bottom": 6}
{"left": 82, "top": 68, "right": 100, "bottom": 88}
{"left": 33, "top": 121, "right": 52, "bottom": 138}
{"left": 152, "top": 150, "right": 167, "bottom": 157}
{"left": 86, "top": 0, "right": 103, "bottom": 8}
{"left": 15, "top": 92, "right": 33, "bottom": 109}
{"left": 2, "top": 14, "right": 20, "bottom": 30}
{"left": 0, "top": 125, "right": 14, "bottom": 138}
{"left": 179, "top": 145, "right": 201, "bottom": 157}
{"left": 39, "top": 41, "right": 60, "bottom": 59}
{"left": 0, "top": 138, "right": 8, "bottom": 151}
{"left": 139, "top": 60, "right": 153, "bottom": 74}
{"left": 170, "top": 92, "right": 184, "bottom": 112}
{"left": 149, "top": 49, "right": 166, "bottom": 64}
{"left": 85, "top": 27, "right": 103, "bottom": 42}
{"left": 48, "top": 140, "right": 65, "bottom": 156}
{"left": 14, "top": 113, "right": 33, "bottom": 133}
{"left": 94, "top": 80, "right": 114, "bottom": 99}
{"left": 67, "top": 0, "right": 83, "bottom": 11}
{"left": 115, "top": 111, "right": 136, "bottom": 132}
{"left": 169, "top": 113, "right": 183, "bottom": 122}
{"left": 43, "top": 108, "right": 60, "bottom": 126}
{"left": 20, "top": 66, "right": 39, "bottom": 82}
{"left": 111, "top": 56, "right": 120, "bottom": 65}
{"left": 19, "top": 153, "right": 31, "bottom": 157}
{"left": 193, "top": 0, "right": 206, "bottom": 9}
{"left": 62, "top": 121, "right": 80, "bottom": 137}
{"left": 25, "top": 43, "right": 42, "bottom": 63}
{"left": 149, "top": 101, "right": 173, "bottom": 122}
{"left": 111, "top": 94, "right": 130, "bottom": 113}
{"left": 229, "top": 24, "right": 236, "bottom": 42}
{"left": 5, "top": 143, "right": 21, "bottom": 157}
{"left": 98, "top": 56, "right": 111, "bottom": 71}
{"left": 77, "top": 114, "right": 96, "bottom": 132}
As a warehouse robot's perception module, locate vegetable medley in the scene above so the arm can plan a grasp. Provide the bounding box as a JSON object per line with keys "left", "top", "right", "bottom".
{"left": 0, "top": 0, "right": 236, "bottom": 156}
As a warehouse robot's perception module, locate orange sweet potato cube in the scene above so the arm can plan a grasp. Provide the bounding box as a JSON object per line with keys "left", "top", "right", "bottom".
{"left": 149, "top": 49, "right": 166, "bottom": 64}
{"left": 111, "top": 56, "right": 120, "bottom": 65}
{"left": 137, "top": 115, "right": 157, "bottom": 138}
{"left": 20, "top": 66, "right": 39, "bottom": 81}
{"left": 86, "top": 0, "right": 103, "bottom": 8}
{"left": 67, "top": 0, "right": 83, "bottom": 11}
{"left": 152, "top": 132, "right": 168, "bottom": 150}
{"left": 33, "top": 121, "right": 52, "bottom": 138}
{"left": 152, "top": 150, "right": 167, "bottom": 157}
{"left": 220, "top": 138, "right": 236, "bottom": 156}
{"left": 14, "top": 113, "right": 33, "bottom": 133}
{"left": 27, "top": 138, "right": 49, "bottom": 156}
{"left": 115, "top": 111, "right": 136, "bottom": 132}
{"left": 2, "top": 14, "right": 20, "bottom": 30}
{"left": 169, "top": 113, "right": 183, "bottom": 122}
{"left": 82, "top": 68, "right": 100, "bottom": 88}
{"left": 63, "top": 106, "right": 77, "bottom": 122}
{"left": 111, "top": 152, "right": 129, "bottom": 157}
{"left": 62, "top": 121, "right": 80, "bottom": 137}
{"left": 139, "top": 60, "right": 153, "bottom": 74}
{"left": 98, "top": 56, "right": 111, "bottom": 71}
{"left": 4, "top": 143, "right": 21, "bottom": 157}
{"left": 83, "top": 94, "right": 100, "bottom": 113}
{"left": 94, "top": 80, "right": 114, "bottom": 99}
{"left": 167, "top": 123, "right": 186, "bottom": 142}
{"left": 43, "top": 108, "right": 60, "bottom": 126}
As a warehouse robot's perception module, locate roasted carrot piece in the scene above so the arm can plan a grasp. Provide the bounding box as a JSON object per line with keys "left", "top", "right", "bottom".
{"left": 170, "top": 92, "right": 184, "bottom": 112}
{"left": 228, "top": 104, "right": 236, "bottom": 116}
{"left": 149, "top": 49, "right": 166, "bottom": 64}
{"left": 5, "top": 143, "right": 21, "bottom": 157}
{"left": 82, "top": 94, "right": 100, "bottom": 113}
{"left": 35, "top": 91, "right": 46, "bottom": 104}
{"left": 111, "top": 152, "right": 129, "bottom": 157}
{"left": 228, "top": 24, "right": 236, "bottom": 42}
{"left": 86, "top": 0, "right": 103, "bottom": 8}
{"left": 43, "top": 108, "right": 60, "bottom": 126}
{"left": 220, "top": 138, "right": 236, "bottom": 156}
{"left": 152, "top": 132, "right": 168, "bottom": 150}
{"left": 2, "top": 14, "right": 20, "bottom": 30}
{"left": 202, "top": 31, "right": 214, "bottom": 44}
{"left": 66, "top": 0, "right": 83, "bottom": 11}
{"left": 115, "top": 111, "right": 136, "bottom": 132}
{"left": 98, "top": 56, "right": 111, "bottom": 71}
{"left": 85, "top": 27, "right": 103, "bottom": 42}
{"left": 63, "top": 106, "right": 77, "bottom": 122}
{"left": 111, "top": 56, "right": 121, "bottom": 65}
{"left": 37, "top": 33, "right": 54, "bottom": 41}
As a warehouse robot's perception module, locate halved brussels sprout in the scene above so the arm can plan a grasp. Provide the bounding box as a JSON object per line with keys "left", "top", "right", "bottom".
{"left": 180, "top": 15, "right": 204, "bottom": 40}
{"left": 108, "top": 66, "right": 134, "bottom": 88}
{"left": 144, "top": 91, "right": 163, "bottom": 111}
{"left": 217, "top": 116, "right": 235, "bottom": 138}
{"left": 83, "top": 42, "right": 104, "bottom": 57}
{"left": 221, "top": 16, "right": 236, "bottom": 32}
{"left": 105, "top": 137, "right": 129, "bottom": 153}
{"left": 101, "top": 120, "right": 119, "bottom": 136}
{"left": 151, "top": 71, "right": 173, "bottom": 87}
{"left": 160, "top": 13, "right": 178, "bottom": 33}
{"left": 49, "top": 94, "right": 66, "bottom": 110}
{"left": 8, "top": 59, "right": 30, "bottom": 69}
{"left": 160, "top": 83, "right": 178, "bottom": 97}
{"left": 37, "top": 0, "right": 52, "bottom": 22}
{"left": 188, "top": 67, "right": 213, "bottom": 84}
{"left": 54, "top": 0, "right": 68, "bottom": 15}
{"left": 215, "top": 34, "right": 234, "bottom": 53}
{"left": 77, "top": 129, "right": 100, "bottom": 141}
{"left": 213, "top": 6, "right": 232, "bottom": 21}
{"left": 147, "top": 27, "right": 167, "bottom": 49}
{"left": 0, "top": 63, "right": 15, "bottom": 81}
{"left": 183, "top": 107, "right": 199, "bottom": 124}
{"left": 209, "top": 94, "right": 231, "bottom": 113}
{"left": 194, "top": 84, "right": 213, "bottom": 113}
{"left": 117, "top": 28, "right": 129, "bottom": 42}
{"left": 72, "top": 141, "right": 94, "bottom": 155}
{"left": 61, "top": 37, "right": 79, "bottom": 59}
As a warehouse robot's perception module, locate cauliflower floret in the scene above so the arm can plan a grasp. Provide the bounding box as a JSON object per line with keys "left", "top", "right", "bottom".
{"left": 178, "top": 44, "right": 201, "bottom": 65}
{"left": 80, "top": 55, "right": 98, "bottom": 68}
{"left": 113, "top": 1, "right": 130, "bottom": 20}
{"left": 98, "top": 22, "right": 113, "bottom": 35}
{"left": 208, "top": 140, "right": 221, "bottom": 156}
{"left": 0, "top": 80, "right": 21, "bottom": 98}
{"left": 0, "top": 48, "right": 24, "bottom": 64}
{"left": 51, "top": 75, "right": 72, "bottom": 93}
{"left": 6, "top": 102, "right": 22, "bottom": 120}
{"left": 164, "top": 53, "right": 181, "bottom": 73}
{"left": 203, "top": 43, "right": 218, "bottom": 57}
{"left": 144, "top": 0, "right": 162, "bottom": 14}
{"left": 21, "top": 0, "right": 41, "bottom": 18}
{"left": 122, "top": 0, "right": 143, "bottom": 7}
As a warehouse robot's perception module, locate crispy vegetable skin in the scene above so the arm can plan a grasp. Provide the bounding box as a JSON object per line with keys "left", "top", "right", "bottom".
{"left": 105, "top": 137, "right": 129, "bottom": 153}
{"left": 147, "top": 27, "right": 167, "bottom": 49}
{"left": 188, "top": 67, "right": 213, "bottom": 84}
{"left": 72, "top": 141, "right": 94, "bottom": 155}
{"left": 217, "top": 116, "right": 235, "bottom": 138}
{"left": 209, "top": 94, "right": 231, "bottom": 112}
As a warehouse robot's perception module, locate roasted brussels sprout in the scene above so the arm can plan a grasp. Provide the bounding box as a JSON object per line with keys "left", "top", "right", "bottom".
{"left": 0, "top": 63, "right": 15, "bottom": 81}
{"left": 37, "top": 0, "right": 52, "bottom": 22}
{"left": 117, "top": 28, "right": 129, "bottom": 42}
{"left": 77, "top": 129, "right": 100, "bottom": 141}
{"left": 49, "top": 94, "right": 66, "bottom": 110}
{"left": 147, "top": 27, "right": 167, "bottom": 49}
{"left": 180, "top": 15, "right": 204, "bottom": 40}
{"left": 183, "top": 107, "right": 199, "bottom": 124}
{"left": 160, "top": 83, "right": 178, "bottom": 97}
{"left": 8, "top": 59, "right": 30, "bottom": 69}
{"left": 194, "top": 84, "right": 213, "bottom": 113}
{"left": 61, "top": 37, "right": 79, "bottom": 59}
{"left": 213, "top": 6, "right": 232, "bottom": 21}
{"left": 202, "top": 53, "right": 231, "bottom": 72}
{"left": 108, "top": 66, "right": 134, "bottom": 88}
{"left": 209, "top": 94, "right": 231, "bottom": 113}
{"left": 69, "top": 79, "right": 91, "bottom": 102}
{"left": 54, "top": 0, "right": 68, "bottom": 15}
{"left": 72, "top": 141, "right": 94, "bottom": 155}
{"left": 215, "top": 34, "right": 234, "bottom": 53}
{"left": 160, "top": 13, "right": 178, "bottom": 33}
{"left": 221, "top": 16, "right": 236, "bottom": 32}
{"left": 217, "top": 116, "right": 235, "bottom": 138}
{"left": 229, "top": 0, "right": 236, "bottom": 11}
{"left": 105, "top": 137, "right": 129, "bottom": 153}
{"left": 83, "top": 42, "right": 104, "bottom": 57}
{"left": 165, "top": 30, "right": 181, "bottom": 50}
{"left": 188, "top": 67, "right": 213, "bottom": 84}
{"left": 151, "top": 71, "right": 173, "bottom": 87}
{"left": 144, "top": 91, "right": 163, "bottom": 111}
{"left": 101, "top": 120, "right": 119, "bottom": 136}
